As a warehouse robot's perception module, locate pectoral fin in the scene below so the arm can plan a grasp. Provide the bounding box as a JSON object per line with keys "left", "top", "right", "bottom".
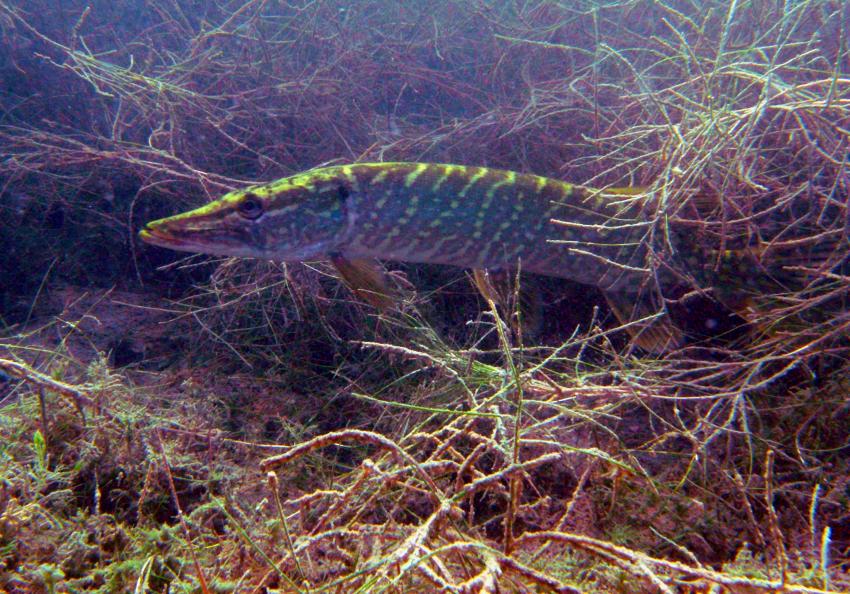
{"left": 330, "top": 255, "right": 397, "bottom": 310}
{"left": 604, "top": 291, "right": 682, "bottom": 353}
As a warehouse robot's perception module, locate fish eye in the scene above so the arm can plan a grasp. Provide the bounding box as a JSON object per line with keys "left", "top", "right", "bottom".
{"left": 237, "top": 194, "right": 264, "bottom": 219}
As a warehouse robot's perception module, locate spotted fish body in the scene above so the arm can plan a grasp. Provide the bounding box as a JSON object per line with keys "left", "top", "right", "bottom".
{"left": 140, "top": 162, "right": 653, "bottom": 295}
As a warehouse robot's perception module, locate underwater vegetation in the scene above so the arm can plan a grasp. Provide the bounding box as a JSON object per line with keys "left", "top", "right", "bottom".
{"left": 0, "top": 0, "right": 849, "bottom": 592}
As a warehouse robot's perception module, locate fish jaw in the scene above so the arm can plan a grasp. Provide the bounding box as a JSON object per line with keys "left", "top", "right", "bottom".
{"left": 138, "top": 213, "right": 267, "bottom": 259}
{"left": 139, "top": 205, "right": 345, "bottom": 261}
{"left": 138, "top": 220, "right": 190, "bottom": 250}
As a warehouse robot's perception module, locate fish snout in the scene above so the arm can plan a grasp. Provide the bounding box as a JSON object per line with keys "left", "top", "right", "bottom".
{"left": 139, "top": 218, "right": 187, "bottom": 249}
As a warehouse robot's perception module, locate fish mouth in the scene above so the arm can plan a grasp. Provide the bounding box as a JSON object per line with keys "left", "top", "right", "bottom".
{"left": 138, "top": 222, "right": 189, "bottom": 249}
{"left": 139, "top": 220, "right": 247, "bottom": 257}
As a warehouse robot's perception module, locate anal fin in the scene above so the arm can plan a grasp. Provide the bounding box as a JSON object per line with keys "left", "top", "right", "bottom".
{"left": 330, "top": 255, "right": 398, "bottom": 310}
{"left": 604, "top": 291, "right": 682, "bottom": 353}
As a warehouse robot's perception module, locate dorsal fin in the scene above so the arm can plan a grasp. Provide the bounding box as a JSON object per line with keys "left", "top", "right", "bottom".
{"left": 598, "top": 186, "right": 649, "bottom": 197}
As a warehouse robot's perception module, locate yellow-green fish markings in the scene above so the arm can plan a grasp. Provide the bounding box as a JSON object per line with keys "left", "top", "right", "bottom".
{"left": 140, "top": 162, "right": 681, "bottom": 347}
{"left": 140, "top": 162, "right": 649, "bottom": 288}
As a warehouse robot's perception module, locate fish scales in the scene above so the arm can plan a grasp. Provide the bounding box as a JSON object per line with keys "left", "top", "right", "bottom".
{"left": 140, "top": 161, "right": 837, "bottom": 353}
{"left": 139, "top": 162, "right": 651, "bottom": 293}
{"left": 338, "top": 163, "right": 647, "bottom": 292}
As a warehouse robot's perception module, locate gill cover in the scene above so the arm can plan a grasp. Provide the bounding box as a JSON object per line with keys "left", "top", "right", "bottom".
{"left": 139, "top": 172, "right": 352, "bottom": 261}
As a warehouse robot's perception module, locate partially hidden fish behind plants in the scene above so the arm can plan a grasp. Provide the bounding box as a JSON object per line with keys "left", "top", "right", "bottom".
{"left": 139, "top": 162, "right": 818, "bottom": 351}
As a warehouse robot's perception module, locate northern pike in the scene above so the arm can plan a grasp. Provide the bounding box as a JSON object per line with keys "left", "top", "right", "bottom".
{"left": 139, "top": 162, "right": 818, "bottom": 350}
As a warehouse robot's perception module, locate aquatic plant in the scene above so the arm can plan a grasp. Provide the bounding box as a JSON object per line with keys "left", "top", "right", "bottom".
{"left": 0, "top": 0, "right": 848, "bottom": 591}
